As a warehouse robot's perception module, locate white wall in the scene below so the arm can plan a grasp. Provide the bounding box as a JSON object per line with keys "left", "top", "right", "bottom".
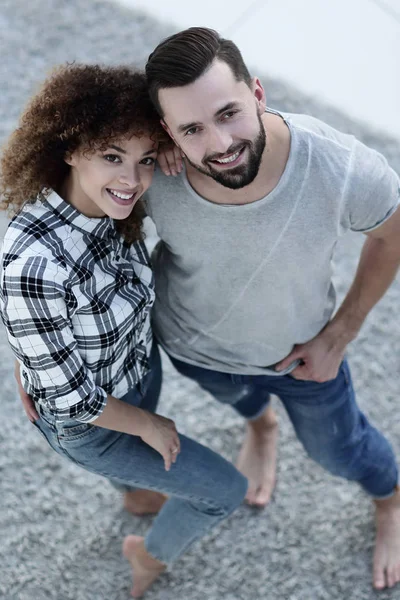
{"left": 116, "top": 0, "right": 400, "bottom": 139}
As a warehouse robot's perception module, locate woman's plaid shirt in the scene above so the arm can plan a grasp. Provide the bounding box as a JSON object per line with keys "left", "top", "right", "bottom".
{"left": 0, "top": 192, "right": 155, "bottom": 422}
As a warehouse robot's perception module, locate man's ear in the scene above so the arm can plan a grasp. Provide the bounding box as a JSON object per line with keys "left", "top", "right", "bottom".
{"left": 161, "top": 119, "right": 176, "bottom": 143}
{"left": 252, "top": 76, "right": 267, "bottom": 114}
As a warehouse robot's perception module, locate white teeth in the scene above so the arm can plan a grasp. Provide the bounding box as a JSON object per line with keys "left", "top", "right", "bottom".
{"left": 215, "top": 151, "right": 240, "bottom": 164}
{"left": 108, "top": 189, "right": 134, "bottom": 200}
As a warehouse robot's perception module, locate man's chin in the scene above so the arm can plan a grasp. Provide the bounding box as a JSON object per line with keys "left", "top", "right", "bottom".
{"left": 215, "top": 178, "right": 254, "bottom": 190}
{"left": 210, "top": 168, "right": 258, "bottom": 190}
{"left": 186, "top": 157, "right": 258, "bottom": 189}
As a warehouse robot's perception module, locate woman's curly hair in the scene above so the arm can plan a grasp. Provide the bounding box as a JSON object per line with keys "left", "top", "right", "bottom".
{"left": 0, "top": 63, "right": 166, "bottom": 243}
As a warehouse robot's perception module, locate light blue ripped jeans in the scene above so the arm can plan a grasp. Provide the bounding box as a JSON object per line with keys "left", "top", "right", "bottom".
{"left": 32, "top": 344, "right": 248, "bottom": 565}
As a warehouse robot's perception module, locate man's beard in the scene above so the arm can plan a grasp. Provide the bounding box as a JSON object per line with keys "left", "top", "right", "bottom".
{"left": 184, "top": 115, "right": 266, "bottom": 190}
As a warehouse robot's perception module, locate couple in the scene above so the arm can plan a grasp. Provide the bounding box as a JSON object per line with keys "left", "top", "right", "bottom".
{"left": 1, "top": 27, "right": 400, "bottom": 597}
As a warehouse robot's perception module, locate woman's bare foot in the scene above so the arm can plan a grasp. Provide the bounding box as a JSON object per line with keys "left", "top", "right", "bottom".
{"left": 123, "top": 535, "right": 166, "bottom": 598}
{"left": 236, "top": 405, "right": 278, "bottom": 507}
{"left": 373, "top": 487, "right": 400, "bottom": 589}
{"left": 124, "top": 490, "right": 167, "bottom": 516}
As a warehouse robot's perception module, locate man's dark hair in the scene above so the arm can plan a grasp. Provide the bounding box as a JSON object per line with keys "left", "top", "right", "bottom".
{"left": 146, "top": 27, "right": 252, "bottom": 116}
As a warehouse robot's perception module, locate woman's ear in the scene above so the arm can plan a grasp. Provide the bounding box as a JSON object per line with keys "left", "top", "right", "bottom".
{"left": 64, "top": 151, "right": 76, "bottom": 167}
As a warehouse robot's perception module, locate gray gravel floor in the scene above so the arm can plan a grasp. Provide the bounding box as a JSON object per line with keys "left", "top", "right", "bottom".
{"left": 1, "top": 1, "right": 400, "bottom": 599}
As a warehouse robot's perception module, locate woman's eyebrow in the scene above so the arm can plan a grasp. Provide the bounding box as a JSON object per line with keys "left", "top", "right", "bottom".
{"left": 109, "top": 144, "right": 126, "bottom": 154}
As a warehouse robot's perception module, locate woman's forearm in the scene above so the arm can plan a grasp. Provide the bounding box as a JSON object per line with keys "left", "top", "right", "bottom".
{"left": 93, "top": 394, "right": 150, "bottom": 437}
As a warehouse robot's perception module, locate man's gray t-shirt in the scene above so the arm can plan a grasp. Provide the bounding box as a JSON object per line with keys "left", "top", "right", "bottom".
{"left": 145, "top": 111, "right": 400, "bottom": 375}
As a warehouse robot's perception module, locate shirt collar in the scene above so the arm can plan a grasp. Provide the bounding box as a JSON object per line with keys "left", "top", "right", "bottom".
{"left": 40, "top": 191, "right": 117, "bottom": 240}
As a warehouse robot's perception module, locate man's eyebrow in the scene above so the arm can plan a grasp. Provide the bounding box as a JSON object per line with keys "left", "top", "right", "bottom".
{"left": 177, "top": 102, "right": 240, "bottom": 133}
{"left": 214, "top": 101, "right": 239, "bottom": 117}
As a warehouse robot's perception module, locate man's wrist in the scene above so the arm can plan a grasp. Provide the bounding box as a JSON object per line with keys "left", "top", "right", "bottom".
{"left": 324, "top": 311, "right": 363, "bottom": 346}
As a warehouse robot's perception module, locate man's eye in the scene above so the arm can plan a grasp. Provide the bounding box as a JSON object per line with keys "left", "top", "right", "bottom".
{"left": 104, "top": 154, "right": 121, "bottom": 163}
{"left": 222, "top": 111, "right": 236, "bottom": 120}
{"left": 185, "top": 127, "right": 198, "bottom": 136}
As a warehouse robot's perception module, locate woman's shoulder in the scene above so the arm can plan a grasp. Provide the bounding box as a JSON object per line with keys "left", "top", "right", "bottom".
{"left": 1, "top": 204, "right": 70, "bottom": 280}
{"left": 4, "top": 195, "right": 67, "bottom": 249}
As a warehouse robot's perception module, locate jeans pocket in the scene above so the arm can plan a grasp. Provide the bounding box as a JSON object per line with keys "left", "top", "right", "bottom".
{"left": 58, "top": 422, "right": 96, "bottom": 442}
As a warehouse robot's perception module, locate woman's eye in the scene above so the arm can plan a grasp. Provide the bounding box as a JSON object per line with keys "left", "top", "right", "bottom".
{"left": 140, "top": 157, "right": 156, "bottom": 166}
{"left": 104, "top": 154, "right": 121, "bottom": 163}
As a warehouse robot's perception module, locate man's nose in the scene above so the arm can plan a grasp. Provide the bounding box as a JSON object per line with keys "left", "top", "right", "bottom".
{"left": 207, "top": 126, "right": 232, "bottom": 155}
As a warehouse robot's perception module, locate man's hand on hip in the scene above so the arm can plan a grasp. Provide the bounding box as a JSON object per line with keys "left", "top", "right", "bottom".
{"left": 275, "top": 328, "right": 348, "bottom": 382}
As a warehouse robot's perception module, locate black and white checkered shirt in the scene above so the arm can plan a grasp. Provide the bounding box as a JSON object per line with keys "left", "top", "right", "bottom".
{"left": 0, "top": 192, "right": 155, "bottom": 422}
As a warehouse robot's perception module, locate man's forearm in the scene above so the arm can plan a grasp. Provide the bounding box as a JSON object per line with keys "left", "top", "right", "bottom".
{"left": 326, "top": 236, "right": 400, "bottom": 343}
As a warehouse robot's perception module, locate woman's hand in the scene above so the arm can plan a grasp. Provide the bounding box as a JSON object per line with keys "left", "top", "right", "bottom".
{"left": 14, "top": 365, "right": 181, "bottom": 471}
{"left": 157, "top": 142, "right": 184, "bottom": 176}
{"left": 140, "top": 411, "right": 181, "bottom": 471}
{"left": 14, "top": 360, "right": 39, "bottom": 422}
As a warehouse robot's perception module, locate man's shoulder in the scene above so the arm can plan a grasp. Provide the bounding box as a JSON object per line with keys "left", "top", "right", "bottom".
{"left": 145, "top": 165, "right": 187, "bottom": 209}
{"left": 283, "top": 111, "right": 356, "bottom": 154}
{"left": 151, "top": 165, "right": 185, "bottom": 188}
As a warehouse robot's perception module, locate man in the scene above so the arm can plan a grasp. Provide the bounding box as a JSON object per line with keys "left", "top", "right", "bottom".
{"left": 142, "top": 27, "right": 400, "bottom": 590}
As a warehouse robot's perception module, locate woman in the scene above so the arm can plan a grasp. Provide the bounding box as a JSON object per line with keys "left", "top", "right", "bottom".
{"left": 0, "top": 64, "right": 247, "bottom": 598}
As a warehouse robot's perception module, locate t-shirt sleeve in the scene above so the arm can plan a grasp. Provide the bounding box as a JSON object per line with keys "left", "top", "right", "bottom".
{"left": 1, "top": 255, "right": 107, "bottom": 423}
{"left": 341, "top": 140, "right": 400, "bottom": 233}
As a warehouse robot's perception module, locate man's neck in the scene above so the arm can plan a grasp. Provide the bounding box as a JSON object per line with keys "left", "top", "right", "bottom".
{"left": 185, "top": 112, "right": 291, "bottom": 206}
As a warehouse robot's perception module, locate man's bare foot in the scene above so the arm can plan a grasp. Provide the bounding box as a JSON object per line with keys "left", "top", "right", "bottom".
{"left": 236, "top": 404, "right": 278, "bottom": 507}
{"left": 123, "top": 535, "right": 166, "bottom": 598}
{"left": 124, "top": 490, "right": 167, "bottom": 516}
{"left": 373, "top": 487, "right": 400, "bottom": 590}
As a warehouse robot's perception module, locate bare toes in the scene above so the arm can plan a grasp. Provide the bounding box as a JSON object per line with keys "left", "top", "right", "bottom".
{"left": 373, "top": 566, "right": 386, "bottom": 590}
{"left": 245, "top": 486, "right": 258, "bottom": 505}
{"left": 253, "top": 485, "right": 272, "bottom": 507}
{"left": 373, "top": 558, "right": 385, "bottom": 589}
{"left": 389, "top": 569, "right": 397, "bottom": 588}
{"left": 387, "top": 565, "right": 400, "bottom": 588}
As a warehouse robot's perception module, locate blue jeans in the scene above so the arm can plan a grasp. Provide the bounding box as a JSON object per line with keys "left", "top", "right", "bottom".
{"left": 169, "top": 355, "right": 398, "bottom": 499}
{"left": 32, "top": 344, "right": 247, "bottom": 565}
